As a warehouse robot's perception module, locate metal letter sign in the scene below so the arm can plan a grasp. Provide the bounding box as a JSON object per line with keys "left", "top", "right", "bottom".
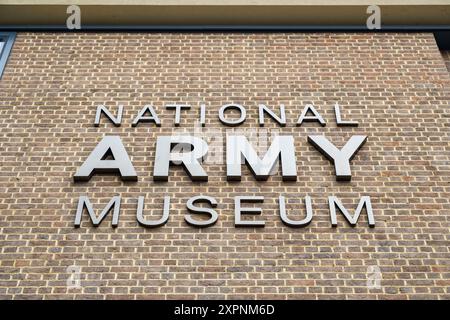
{"left": 226, "top": 135, "right": 297, "bottom": 181}
{"left": 94, "top": 105, "right": 123, "bottom": 127}
{"left": 73, "top": 136, "right": 137, "bottom": 181}
{"left": 258, "top": 104, "right": 287, "bottom": 127}
{"left": 234, "top": 196, "right": 265, "bottom": 227}
{"left": 136, "top": 196, "right": 170, "bottom": 227}
{"left": 279, "top": 195, "right": 313, "bottom": 227}
{"left": 297, "top": 104, "right": 326, "bottom": 126}
{"left": 153, "top": 136, "right": 208, "bottom": 181}
{"left": 132, "top": 105, "right": 161, "bottom": 127}
{"left": 75, "top": 196, "right": 121, "bottom": 227}
{"left": 166, "top": 104, "right": 191, "bottom": 126}
{"left": 308, "top": 135, "right": 367, "bottom": 181}
{"left": 219, "top": 104, "right": 247, "bottom": 126}
{"left": 72, "top": 101, "right": 375, "bottom": 229}
{"left": 328, "top": 196, "right": 375, "bottom": 227}
{"left": 185, "top": 195, "right": 218, "bottom": 227}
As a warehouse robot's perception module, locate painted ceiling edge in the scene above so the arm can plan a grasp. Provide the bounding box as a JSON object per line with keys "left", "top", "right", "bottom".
{"left": 1, "top": 2, "right": 450, "bottom": 25}
{"left": 0, "top": 1, "right": 449, "bottom": 48}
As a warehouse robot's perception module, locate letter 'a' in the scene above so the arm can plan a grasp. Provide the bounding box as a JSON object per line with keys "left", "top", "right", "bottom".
{"left": 73, "top": 136, "right": 137, "bottom": 182}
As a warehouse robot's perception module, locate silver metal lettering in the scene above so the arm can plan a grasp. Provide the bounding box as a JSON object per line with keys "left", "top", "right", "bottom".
{"left": 200, "top": 103, "right": 206, "bottom": 127}
{"left": 279, "top": 195, "right": 313, "bottom": 227}
{"left": 74, "top": 195, "right": 121, "bottom": 227}
{"left": 73, "top": 136, "right": 137, "bottom": 182}
{"left": 328, "top": 196, "right": 375, "bottom": 227}
{"left": 297, "top": 104, "right": 326, "bottom": 126}
{"left": 219, "top": 104, "right": 246, "bottom": 126}
{"left": 153, "top": 136, "right": 208, "bottom": 181}
{"left": 166, "top": 104, "right": 191, "bottom": 127}
{"left": 94, "top": 104, "right": 123, "bottom": 127}
{"left": 136, "top": 195, "right": 170, "bottom": 227}
{"left": 226, "top": 135, "right": 297, "bottom": 181}
{"left": 258, "top": 104, "right": 286, "bottom": 127}
{"left": 234, "top": 196, "right": 265, "bottom": 227}
{"left": 185, "top": 195, "right": 218, "bottom": 227}
{"left": 307, "top": 135, "right": 367, "bottom": 181}
{"left": 132, "top": 105, "right": 161, "bottom": 127}
{"left": 334, "top": 103, "right": 358, "bottom": 127}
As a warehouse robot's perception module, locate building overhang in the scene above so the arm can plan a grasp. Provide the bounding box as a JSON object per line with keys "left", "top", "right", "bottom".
{"left": 0, "top": 0, "right": 450, "bottom": 30}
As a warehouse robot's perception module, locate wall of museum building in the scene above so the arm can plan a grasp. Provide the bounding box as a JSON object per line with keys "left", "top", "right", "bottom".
{"left": 442, "top": 50, "right": 450, "bottom": 72}
{"left": 0, "top": 32, "right": 449, "bottom": 299}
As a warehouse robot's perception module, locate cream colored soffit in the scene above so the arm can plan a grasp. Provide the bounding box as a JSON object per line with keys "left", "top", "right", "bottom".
{"left": 0, "top": 0, "right": 450, "bottom": 26}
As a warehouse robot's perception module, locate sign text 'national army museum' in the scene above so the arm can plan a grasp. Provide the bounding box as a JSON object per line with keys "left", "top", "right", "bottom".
{"left": 0, "top": 0, "right": 449, "bottom": 300}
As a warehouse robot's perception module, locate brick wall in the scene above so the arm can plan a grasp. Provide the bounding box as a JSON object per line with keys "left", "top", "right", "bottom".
{"left": 442, "top": 50, "right": 450, "bottom": 72}
{"left": 0, "top": 33, "right": 449, "bottom": 299}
